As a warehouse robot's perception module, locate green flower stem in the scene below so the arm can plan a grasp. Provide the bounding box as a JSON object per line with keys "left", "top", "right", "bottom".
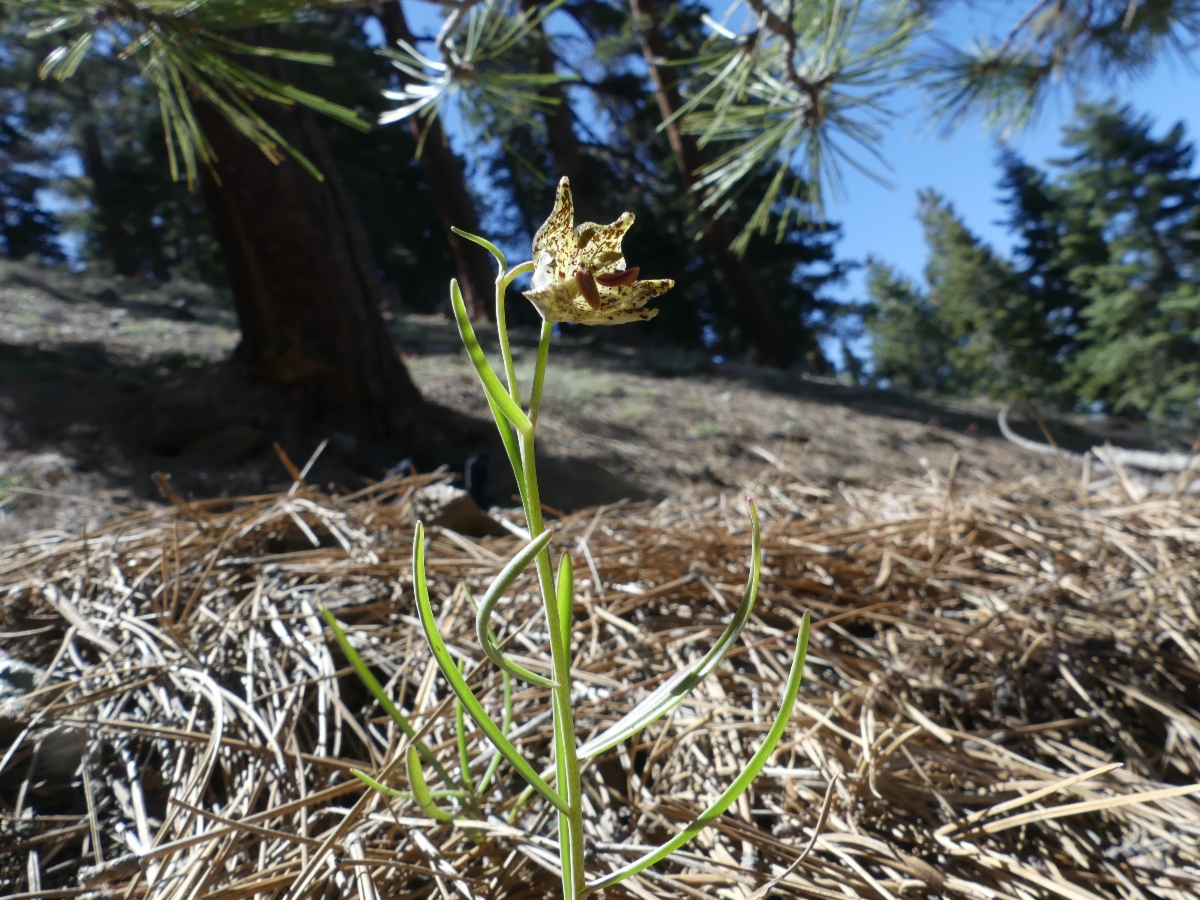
{"left": 522, "top": 449, "right": 587, "bottom": 897}
{"left": 502, "top": 308, "right": 585, "bottom": 898}
{"left": 495, "top": 261, "right": 534, "bottom": 404}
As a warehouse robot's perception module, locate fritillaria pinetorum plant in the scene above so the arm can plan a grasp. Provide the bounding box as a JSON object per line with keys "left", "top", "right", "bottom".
{"left": 325, "top": 178, "right": 811, "bottom": 898}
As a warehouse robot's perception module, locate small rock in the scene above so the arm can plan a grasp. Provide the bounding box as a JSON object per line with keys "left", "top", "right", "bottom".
{"left": 0, "top": 649, "right": 43, "bottom": 719}
{"left": 409, "top": 483, "right": 507, "bottom": 537}
{"left": 0, "top": 650, "right": 41, "bottom": 699}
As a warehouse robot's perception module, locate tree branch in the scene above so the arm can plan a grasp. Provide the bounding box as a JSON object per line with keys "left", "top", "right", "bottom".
{"left": 740, "top": 0, "right": 820, "bottom": 112}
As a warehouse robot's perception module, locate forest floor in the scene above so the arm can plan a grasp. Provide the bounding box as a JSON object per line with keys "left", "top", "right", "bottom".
{"left": 2, "top": 261, "right": 1200, "bottom": 900}
{"left": 0, "top": 259, "right": 1194, "bottom": 542}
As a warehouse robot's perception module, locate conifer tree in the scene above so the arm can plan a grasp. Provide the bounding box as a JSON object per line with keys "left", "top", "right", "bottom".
{"left": 863, "top": 259, "right": 954, "bottom": 393}
{"left": 867, "top": 102, "right": 1200, "bottom": 424}
{"left": 1059, "top": 103, "right": 1200, "bottom": 422}
{"left": 10, "top": 0, "right": 1200, "bottom": 391}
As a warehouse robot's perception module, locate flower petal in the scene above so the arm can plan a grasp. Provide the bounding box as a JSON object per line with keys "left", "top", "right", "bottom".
{"left": 577, "top": 213, "right": 633, "bottom": 265}
{"left": 529, "top": 179, "right": 576, "bottom": 292}
{"left": 524, "top": 177, "right": 672, "bottom": 326}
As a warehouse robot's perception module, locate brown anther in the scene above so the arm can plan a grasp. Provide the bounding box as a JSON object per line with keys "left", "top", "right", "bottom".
{"left": 594, "top": 267, "right": 639, "bottom": 287}
{"left": 575, "top": 269, "right": 602, "bottom": 309}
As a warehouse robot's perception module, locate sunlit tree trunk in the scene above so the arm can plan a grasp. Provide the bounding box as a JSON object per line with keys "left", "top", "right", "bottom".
{"left": 196, "top": 72, "right": 421, "bottom": 437}
{"left": 628, "top": 0, "right": 789, "bottom": 367}
{"left": 378, "top": 1, "right": 495, "bottom": 320}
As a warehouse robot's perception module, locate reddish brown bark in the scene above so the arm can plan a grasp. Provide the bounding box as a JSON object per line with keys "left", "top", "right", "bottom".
{"left": 628, "top": 0, "right": 789, "bottom": 367}
{"left": 196, "top": 88, "right": 421, "bottom": 437}
{"left": 378, "top": 1, "right": 495, "bottom": 320}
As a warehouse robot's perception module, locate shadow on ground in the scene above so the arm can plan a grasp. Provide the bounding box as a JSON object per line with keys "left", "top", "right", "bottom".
{"left": 0, "top": 340, "right": 650, "bottom": 522}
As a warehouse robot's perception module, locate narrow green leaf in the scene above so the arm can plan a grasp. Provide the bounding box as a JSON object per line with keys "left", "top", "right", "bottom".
{"left": 577, "top": 502, "right": 763, "bottom": 760}
{"left": 479, "top": 670, "right": 512, "bottom": 793}
{"left": 320, "top": 606, "right": 456, "bottom": 788}
{"left": 28, "top": 15, "right": 81, "bottom": 38}
{"left": 55, "top": 32, "right": 94, "bottom": 81}
{"left": 556, "top": 552, "right": 574, "bottom": 662}
{"left": 587, "top": 612, "right": 812, "bottom": 891}
{"left": 412, "top": 524, "right": 567, "bottom": 814}
{"left": 456, "top": 660, "right": 475, "bottom": 796}
{"left": 476, "top": 531, "right": 557, "bottom": 688}
{"left": 276, "top": 84, "right": 372, "bottom": 132}
{"left": 451, "top": 226, "right": 507, "bottom": 273}
{"left": 450, "top": 280, "right": 533, "bottom": 435}
{"left": 484, "top": 72, "right": 580, "bottom": 86}
{"left": 406, "top": 747, "right": 456, "bottom": 822}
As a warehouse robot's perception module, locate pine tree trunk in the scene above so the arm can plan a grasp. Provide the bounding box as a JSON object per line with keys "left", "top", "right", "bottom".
{"left": 195, "top": 85, "right": 421, "bottom": 437}
{"left": 628, "top": 0, "right": 789, "bottom": 367}
{"left": 378, "top": 1, "right": 495, "bottom": 321}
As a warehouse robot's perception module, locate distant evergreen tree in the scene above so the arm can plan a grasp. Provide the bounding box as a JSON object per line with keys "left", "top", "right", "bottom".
{"left": 917, "top": 191, "right": 1026, "bottom": 396}
{"left": 1057, "top": 103, "right": 1200, "bottom": 422}
{"left": 866, "top": 192, "right": 1053, "bottom": 399}
{"left": 0, "top": 18, "right": 62, "bottom": 261}
{"left": 866, "top": 102, "right": 1200, "bottom": 424}
{"left": 0, "top": 116, "right": 61, "bottom": 261}
{"left": 863, "top": 258, "right": 954, "bottom": 393}
{"left": 997, "top": 150, "right": 1089, "bottom": 392}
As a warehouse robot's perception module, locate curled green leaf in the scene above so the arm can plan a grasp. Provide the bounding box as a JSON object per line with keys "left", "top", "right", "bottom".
{"left": 450, "top": 280, "right": 533, "bottom": 435}
{"left": 452, "top": 226, "right": 507, "bottom": 273}
{"left": 351, "top": 769, "right": 468, "bottom": 801}
{"left": 476, "top": 531, "right": 557, "bottom": 688}
{"left": 577, "top": 501, "right": 763, "bottom": 760}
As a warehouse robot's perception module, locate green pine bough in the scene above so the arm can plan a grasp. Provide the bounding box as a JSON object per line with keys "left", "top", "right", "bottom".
{"left": 326, "top": 178, "right": 811, "bottom": 897}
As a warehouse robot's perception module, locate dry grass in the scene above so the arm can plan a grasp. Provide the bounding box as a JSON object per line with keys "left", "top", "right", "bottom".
{"left": 1, "top": 455, "right": 1199, "bottom": 900}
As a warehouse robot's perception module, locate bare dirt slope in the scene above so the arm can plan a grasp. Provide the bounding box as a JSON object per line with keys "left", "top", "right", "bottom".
{"left": 0, "top": 261, "right": 1191, "bottom": 539}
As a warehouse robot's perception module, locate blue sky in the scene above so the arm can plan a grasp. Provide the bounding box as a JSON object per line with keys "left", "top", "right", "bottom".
{"left": 827, "top": 45, "right": 1200, "bottom": 305}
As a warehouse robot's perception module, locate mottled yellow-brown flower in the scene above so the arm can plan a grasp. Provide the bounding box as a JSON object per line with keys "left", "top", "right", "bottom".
{"left": 523, "top": 178, "right": 673, "bottom": 325}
